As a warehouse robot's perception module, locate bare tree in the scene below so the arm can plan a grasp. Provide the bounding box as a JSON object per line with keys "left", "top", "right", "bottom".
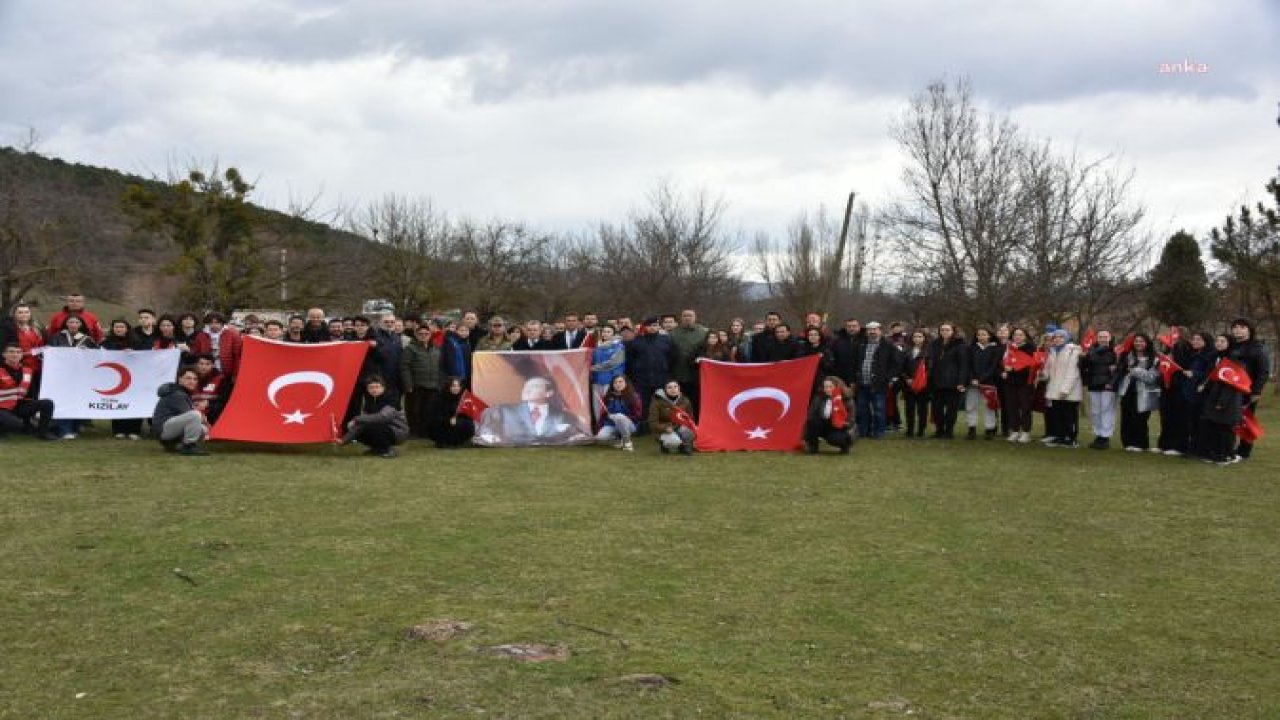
{"left": 884, "top": 78, "right": 1148, "bottom": 329}
{"left": 754, "top": 203, "right": 869, "bottom": 320}
{"left": 452, "top": 218, "right": 554, "bottom": 318}
{"left": 345, "top": 194, "right": 453, "bottom": 315}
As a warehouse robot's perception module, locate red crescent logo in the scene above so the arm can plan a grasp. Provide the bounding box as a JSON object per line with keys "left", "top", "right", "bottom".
{"left": 94, "top": 362, "right": 132, "bottom": 396}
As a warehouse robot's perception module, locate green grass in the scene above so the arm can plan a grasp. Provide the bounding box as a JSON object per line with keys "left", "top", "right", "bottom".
{"left": 2, "top": 410, "right": 1279, "bottom": 719}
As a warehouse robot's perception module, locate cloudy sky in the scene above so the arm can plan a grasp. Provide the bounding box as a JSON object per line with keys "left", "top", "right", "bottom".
{"left": 3, "top": 0, "right": 1278, "bottom": 264}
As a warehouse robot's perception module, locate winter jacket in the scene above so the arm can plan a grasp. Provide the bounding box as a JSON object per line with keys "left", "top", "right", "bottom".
{"left": 441, "top": 332, "right": 472, "bottom": 384}
{"left": 1229, "top": 339, "right": 1271, "bottom": 398}
{"left": 668, "top": 325, "right": 709, "bottom": 384}
{"left": 927, "top": 337, "right": 970, "bottom": 389}
{"left": 602, "top": 391, "right": 645, "bottom": 425}
{"left": 48, "top": 307, "right": 104, "bottom": 343}
{"left": 759, "top": 337, "right": 804, "bottom": 362}
{"left": 626, "top": 333, "right": 678, "bottom": 389}
{"left": 1041, "top": 344, "right": 1083, "bottom": 402}
{"left": 352, "top": 394, "right": 411, "bottom": 443}
{"left": 48, "top": 330, "right": 98, "bottom": 349}
{"left": 648, "top": 389, "right": 693, "bottom": 434}
{"left": 848, "top": 338, "right": 901, "bottom": 391}
{"left": 1180, "top": 348, "right": 1214, "bottom": 404}
{"left": 150, "top": 382, "right": 197, "bottom": 437}
{"left": 1002, "top": 341, "right": 1038, "bottom": 387}
{"left": 475, "top": 334, "right": 512, "bottom": 352}
{"left": 0, "top": 361, "right": 34, "bottom": 411}
{"left": 1079, "top": 344, "right": 1118, "bottom": 391}
{"left": 1201, "top": 356, "right": 1246, "bottom": 426}
{"left": 190, "top": 326, "right": 243, "bottom": 377}
{"left": 901, "top": 346, "right": 930, "bottom": 391}
{"left": 1115, "top": 352, "right": 1161, "bottom": 413}
{"left": 400, "top": 340, "right": 443, "bottom": 390}
{"left": 967, "top": 341, "right": 1002, "bottom": 385}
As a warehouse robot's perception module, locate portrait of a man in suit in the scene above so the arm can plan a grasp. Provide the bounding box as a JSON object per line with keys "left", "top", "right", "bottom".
{"left": 476, "top": 375, "right": 590, "bottom": 446}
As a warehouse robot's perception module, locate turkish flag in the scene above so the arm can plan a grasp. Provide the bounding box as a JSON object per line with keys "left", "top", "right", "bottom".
{"left": 1235, "top": 408, "right": 1264, "bottom": 443}
{"left": 1114, "top": 333, "right": 1135, "bottom": 357}
{"left": 671, "top": 407, "right": 699, "bottom": 433}
{"left": 696, "top": 355, "right": 820, "bottom": 451}
{"left": 1157, "top": 353, "right": 1183, "bottom": 388}
{"left": 1080, "top": 328, "right": 1097, "bottom": 352}
{"left": 830, "top": 392, "right": 849, "bottom": 429}
{"left": 1031, "top": 349, "right": 1048, "bottom": 374}
{"left": 1003, "top": 346, "right": 1034, "bottom": 372}
{"left": 210, "top": 336, "right": 368, "bottom": 443}
{"left": 456, "top": 390, "right": 489, "bottom": 421}
{"left": 1211, "top": 358, "right": 1252, "bottom": 394}
{"left": 910, "top": 360, "right": 928, "bottom": 393}
{"left": 581, "top": 331, "right": 597, "bottom": 349}
{"left": 979, "top": 384, "right": 1000, "bottom": 410}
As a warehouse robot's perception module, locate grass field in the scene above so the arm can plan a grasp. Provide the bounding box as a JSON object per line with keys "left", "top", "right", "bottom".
{"left": 2, "top": 410, "right": 1278, "bottom": 719}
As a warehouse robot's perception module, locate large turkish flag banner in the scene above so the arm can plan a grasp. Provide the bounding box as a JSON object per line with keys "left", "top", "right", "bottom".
{"left": 210, "top": 336, "right": 368, "bottom": 443}
{"left": 696, "top": 355, "right": 820, "bottom": 451}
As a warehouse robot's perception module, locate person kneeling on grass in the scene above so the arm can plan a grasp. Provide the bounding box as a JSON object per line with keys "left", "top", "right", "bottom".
{"left": 152, "top": 367, "right": 211, "bottom": 456}
{"left": 595, "top": 374, "right": 644, "bottom": 452}
{"left": 805, "top": 376, "right": 853, "bottom": 455}
{"left": 649, "top": 380, "right": 696, "bottom": 455}
{"left": 337, "top": 375, "right": 409, "bottom": 458}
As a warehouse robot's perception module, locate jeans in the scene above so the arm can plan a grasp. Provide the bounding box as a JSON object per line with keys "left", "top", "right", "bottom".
{"left": 1087, "top": 390, "right": 1116, "bottom": 440}
{"left": 855, "top": 385, "right": 886, "bottom": 438}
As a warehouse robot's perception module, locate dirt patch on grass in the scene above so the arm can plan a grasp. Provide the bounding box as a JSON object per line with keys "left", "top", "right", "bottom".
{"left": 604, "top": 673, "right": 679, "bottom": 691}
{"left": 482, "top": 643, "right": 570, "bottom": 662}
{"left": 405, "top": 619, "right": 473, "bottom": 641}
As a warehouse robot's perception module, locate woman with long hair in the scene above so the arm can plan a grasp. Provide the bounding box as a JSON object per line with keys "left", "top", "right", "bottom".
{"left": 1197, "top": 333, "right": 1248, "bottom": 465}
{"left": 964, "top": 326, "right": 1001, "bottom": 440}
{"left": 901, "top": 329, "right": 931, "bottom": 438}
{"left": 804, "top": 375, "right": 853, "bottom": 454}
{"left": 727, "top": 317, "right": 752, "bottom": 362}
{"left": 927, "top": 322, "right": 969, "bottom": 439}
{"left": 1114, "top": 333, "right": 1161, "bottom": 452}
{"left": 1228, "top": 318, "right": 1271, "bottom": 462}
{"left": 102, "top": 319, "right": 145, "bottom": 440}
{"left": 1001, "top": 327, "right": 1037, "bottom": 443}
{"left": 698, "top": 329, "right": 733, "bottom": 363}
{"left": 426, "top": 376, "right": 476, "bottom": 449}
{"left": 1156, "top": 327, "right": 1194, "bottom": 455}
{"left": 595, "top": 374, "right": 645, "bottom": 451}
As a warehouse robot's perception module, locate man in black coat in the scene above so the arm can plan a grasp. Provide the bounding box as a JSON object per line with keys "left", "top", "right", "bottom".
{"left": 625, "top": 317, "right": 678, "bottom": 414}
{"left": 849, "top": 321, "right": 901, "bottom": 439}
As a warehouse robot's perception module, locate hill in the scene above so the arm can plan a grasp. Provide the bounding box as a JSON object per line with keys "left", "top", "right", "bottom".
{"left": 0, "top": 147, "right": 378, "bottom": 317}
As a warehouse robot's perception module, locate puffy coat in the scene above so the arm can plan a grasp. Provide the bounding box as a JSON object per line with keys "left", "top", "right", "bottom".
{"left": 1041, "top": 344, "right": 1083, "bottom": 402}
{"left": 151, "top": 382, "right": 196, "bottom": 438}
{"left": 1114, "top": 353, "right": 1161, "bottom": 413}
{"left": 928, "top": 337, "right": 970, "bottom": 389}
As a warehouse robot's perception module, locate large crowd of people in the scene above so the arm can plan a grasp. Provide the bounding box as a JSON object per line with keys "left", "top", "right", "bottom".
{"left": 0, "top": 293, "right": 1270, "bottom": 465}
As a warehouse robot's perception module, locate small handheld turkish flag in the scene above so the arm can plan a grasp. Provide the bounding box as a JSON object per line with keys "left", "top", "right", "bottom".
{"left": 979, "top": 384, "right": 1000, "bottom": 410}
{"left": 1114, "top": 333, "right": 1135, "bottom": 357}
{"left": 1080, "top": 328, "right": 1097, "bottom": 352}
{"left": 910, "top": 360, "right": 928, "bottom": 393}
{"left": 671, "top": 407, "right": 699, "bottom": 433}
{"left": 456, "top": 390, "right": 489, "bottom": 421}
{"left": 1211, "top": 358, "right": 1252, "bottom": 394}
{"left": 210, "top": 336, "right": 368, "bottom": 443}
{"left": 1003, "top": 346, "right": 1034, "bottom": 373}
{"left": 1234, "top": 408, "right": 1264, "bottom": 443}
{"left": 1156, "top": 353, "right": 1183, "bottom": 389}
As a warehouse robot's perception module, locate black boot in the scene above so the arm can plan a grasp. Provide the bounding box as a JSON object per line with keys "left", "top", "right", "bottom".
{"left": 985, "top": 429, "right": 996, "bottom": 440}
{"left": 180, "top": 443, "right": 209, "bottom": 456}
{"left": 967, "top": 427, "right": 977, "bottom": 440}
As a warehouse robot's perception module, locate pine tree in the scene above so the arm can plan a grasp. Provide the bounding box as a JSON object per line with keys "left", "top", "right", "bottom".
{"left": 1145, "top": 230, "right": 1214, "bottom": 327}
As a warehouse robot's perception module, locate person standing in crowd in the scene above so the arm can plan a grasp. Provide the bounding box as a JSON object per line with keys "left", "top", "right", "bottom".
{"left": 191, "top": 354, "right": 228, "bottom": 424}
{"left": 154, "top": 315, "right": 181, "bottom": 350}
{"left": 1228, "top": 318, "right": 1270, "bottom": 462}
{"left": 131, "top": 309, "right": 159, "bottom": 348}
{"left": 850, "top": 321, "right": 898, "bottom": 440}
{"left": 554, "top": 313, "right": 589, "bottom": 349}
{"left": 174, "top": 313, "right": 200, "bottom": 365}
{"left": 1001, "top": 327, "right": 1037, "bottom": 444}
{"left": 47, "top": 293, "right": 104, "bottom": 343}
{"left": 301, "top": 307, "right": 328, "bottom": 343}
{"left": 0, "top": 343, "right": 56, "bottom": 441}
{"left": 669, "top": 309, "right": 709, "bottom": 412}
{"left": 1178, "top": 332, "right": 1215, "bottom": 457}
{"left": 513, "top": 320, "right": 549, "bottom": 351}
{"left": 283, "top": 315, "right": 306, "bottom": 343}
{"left": 698, "top": 328, "right": 733, "bottom": 363}
{"left": 1041, "top": 329, "right": 1083, "bottom": 448}
{"left": 263, "top": 319, "right": 285, "bottom": 340}
{"left": 101, "top": 319, "right": 145, "bottom": 440}
{"left": 1114, "top": 333, "right": 1161, "bottom": 452}
{"left": 441, "top": 323, "right": 473, "bottom": 390}
{"left": 47, "top": 313, "right": 98, "bottom": 438}
{"left": 326, "top": 318, "right": 347, "bottom": 341}
{"left": 626, "top": 316, "right": 677, "bottom": 415}
{"left": 401, "top": 321, "right": 444, "bottom": 438}
{"left": 901, "top": 329, "right": 931, "bottom": 438}
{"left": 805, "top": 376, "right": 853, "bottom": 454}
{"left": 1156, "top": 328, "right": 1194, "bottom": 455}
{"left": 761, "top": 323, "right": 803, "bottom": 362}
{"left": 2, "top": 303, "right": 45, "bottom": 379}
{"left": 1080, "top": 329, "right": 1117, "bottom": 450}
{"left": 336, "top": 375, "right": 409, "bottom": 458}
{"left": 595, "top": 374, "right": 644, "bottom": 451}
{"left": 991, "top": 324, "right": 1010, "bottom": 436}
{"left": 650, "top": 379, "right": 696, "bottom": 455}
{"left": 928, "top": 322, "right": 969, "bottom": 439}
{"left": 426, "top": 377, "right": 476, "bottom": 448}
{"left": 476, "top": 316, "right": 513, "bottom": 352}
{"left": 1197, "top": 333, "right": 1249, "bottom": 465}
{"left": 374, "top": 313, "right": 405, "bottom": 402}
{"left": 152, "top": 367, "right": 211, "bottom": 456}
{"left": 886, "top": 322, "right": 908, "bottom": 433}
{"left": 727, "top": 317, "right": 752, "bottom": 362}
{"left": 750, "top": 311, "right": 783, "bottom": 363}
{"left": 590, "top": 325, "right": 626, "bottom": 400}
{"left": 191, "top": 312, "right": 242, "bottom": 379}
{"left": 965, "top": 327, "right": 1001, "bottom": 440}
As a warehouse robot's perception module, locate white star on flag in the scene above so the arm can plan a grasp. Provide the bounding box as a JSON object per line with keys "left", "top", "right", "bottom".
{"left": 745, "top": 426, "right": 771, "bottom": 439}
{"left": 282, "top": 409, "right": 311, "bottom": 425}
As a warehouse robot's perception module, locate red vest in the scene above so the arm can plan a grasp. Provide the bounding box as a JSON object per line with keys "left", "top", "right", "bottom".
{"left": 0, "top": 363, "right": 34, "bottom": 411}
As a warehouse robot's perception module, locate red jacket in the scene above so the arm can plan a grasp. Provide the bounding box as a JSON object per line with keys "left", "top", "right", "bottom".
{"left": 191, "top": 327, "right": 243, "bottom": 378}
{"left": 15, "top": 325, "right": 45, "bottom": 371}
{"left": 48, "top": 307, "right": 104, "bottom": 343}
{"left": 0, "top": 362, "right": 34, "bottom": 411}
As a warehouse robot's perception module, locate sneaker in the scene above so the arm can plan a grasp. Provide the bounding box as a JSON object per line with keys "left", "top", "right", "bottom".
{"left": 127, "top": 434, "right": 141, "bottom": 441}
{"left": 180, "top": 443, "right": 209, "bottom": 456}
{"left": 1124, "top": 446, "right": 1142, "bottom": 453}
{"left": 1041, "top": 436, "right": 1058, "bottom": 445}
{"left": 1226, "top": 455, "right": 1242, "bottom": 464}
{"left": 379, "top": 448, "right": 398, "bottom": 459}
{"left": 1043, "top": 438, "right": 1063, "bottom": 447}
{"left": 113, "top": 433, "right": 126, "bottom": 439}
{"left": 1057, "top": 440, "right": 1079, "bottom": 449}
{"left": 1147, "top": 447, "right": 1161, "bottom": 454}
{"left": 1162, "top": 449, "right": 1182, "bottom": 456}
{"left": 1007, "top": 433, "right": 1020, "bottom": 443}
{"left": 621, "top": 440, "right": 634, "bottom": 452}
{"left": 61, "top": 433, "right": 78, "bottom": 440}
{"left": 1017, "top": 432, "right": 1031, "bottom": 444}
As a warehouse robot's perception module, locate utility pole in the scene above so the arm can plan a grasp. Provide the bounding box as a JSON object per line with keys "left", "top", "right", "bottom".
{"left": 823, "top": 191, "right": 856, "bottom": 312}
{"left": 279, "top": 247, "right": 288, "bottom": 303}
